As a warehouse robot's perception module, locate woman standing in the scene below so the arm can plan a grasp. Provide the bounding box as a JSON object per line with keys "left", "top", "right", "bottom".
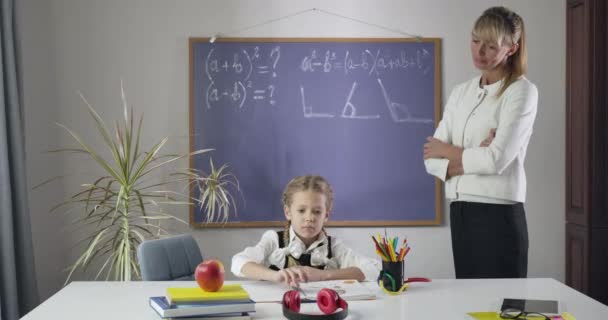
{"left": 424, "top": 6, "right": 538, "bottom": 279}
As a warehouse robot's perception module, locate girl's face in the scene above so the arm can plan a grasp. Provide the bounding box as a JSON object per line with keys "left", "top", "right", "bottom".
{"left": 470, "top": 33, "right": 517, "bottom": 72}
{"left": 284, "top": 191, "right": 329, "bottom": 245}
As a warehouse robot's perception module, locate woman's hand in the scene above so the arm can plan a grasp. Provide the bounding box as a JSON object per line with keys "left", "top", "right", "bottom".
{"left": 447, "top": 160, "right": 464, "bottom": 178}
{"left": 479, "top": 128, "right": 497, "bottom": 147}
{"left": 445, "top": 129, "right": 494, "bottom": 178}
{"left": 423, "top": 137, "right": 451, "bottom": 159}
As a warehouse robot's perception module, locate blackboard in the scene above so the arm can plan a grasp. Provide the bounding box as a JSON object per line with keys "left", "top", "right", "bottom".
{"left": 189, "top": 38, "right": 441, "bottom": 227}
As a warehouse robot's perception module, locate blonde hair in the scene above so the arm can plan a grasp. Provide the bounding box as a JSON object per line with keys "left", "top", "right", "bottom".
{"left": 282, "top": 175, "right": 333, "bottom": 253}
{"left": 473, "top": 6, "right": 527, "bottom": 96}
{"left": 282, "top": 175, "right": 334, "bottom": 212}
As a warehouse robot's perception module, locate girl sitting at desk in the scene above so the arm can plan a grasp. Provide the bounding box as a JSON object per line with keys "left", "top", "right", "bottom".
{"left": 231, "top": 175, "right": 380, "bottom": 287}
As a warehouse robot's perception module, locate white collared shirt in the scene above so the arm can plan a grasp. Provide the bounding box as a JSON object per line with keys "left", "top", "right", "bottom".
{"left": 231, "top": 226, "right": 381, "bottom": 281}
{"left": 424, "top": 76, "right": 538, "bottom": 203}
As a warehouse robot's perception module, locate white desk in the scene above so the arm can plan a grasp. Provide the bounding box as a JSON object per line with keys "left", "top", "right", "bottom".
{"left": 21, "top": 278, "right": 608, "bottom": 319}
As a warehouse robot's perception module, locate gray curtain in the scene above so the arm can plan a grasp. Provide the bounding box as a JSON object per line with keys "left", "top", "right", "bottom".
{"left": 0, "top": 0, "right": 40, "bottom": 319}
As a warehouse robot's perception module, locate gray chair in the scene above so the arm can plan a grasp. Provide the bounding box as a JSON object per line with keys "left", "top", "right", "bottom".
{"left": 137, "top": 234, "right": 203, "bottom": 281}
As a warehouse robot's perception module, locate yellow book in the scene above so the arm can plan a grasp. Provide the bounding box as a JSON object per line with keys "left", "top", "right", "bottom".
{"left": 166, "top": 285, "right": 250, "bottom": 304}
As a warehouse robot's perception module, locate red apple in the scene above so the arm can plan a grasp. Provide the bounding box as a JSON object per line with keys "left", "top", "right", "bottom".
{"left": 195, "top": 259, "right": 225, "bottom": 292}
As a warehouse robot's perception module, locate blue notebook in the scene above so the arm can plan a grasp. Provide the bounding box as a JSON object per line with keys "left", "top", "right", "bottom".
{"left": 160, "top": 313, "right": 251, "bottom": 320}
{"left": 149, "top": 296, "right": 255, "bottom": 318}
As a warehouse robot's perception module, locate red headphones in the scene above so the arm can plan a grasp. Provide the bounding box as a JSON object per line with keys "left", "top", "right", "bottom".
{"left": 282, "top": 288, "right": 348, "bottom": 320}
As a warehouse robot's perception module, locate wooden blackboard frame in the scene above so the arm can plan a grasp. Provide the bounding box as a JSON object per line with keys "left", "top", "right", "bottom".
{"left": 189, "top": 37, "right": 442, "bottom": 228}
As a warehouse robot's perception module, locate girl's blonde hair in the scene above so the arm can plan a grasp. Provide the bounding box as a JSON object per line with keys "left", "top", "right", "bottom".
{"left": 282, "top": 175, "right": 334, "bottom": 212}
{"left": 282, "top": 175, "right": 333, "bottom": 251}
{"left": 473, "top": 6, "right": 527, "bottom": 96}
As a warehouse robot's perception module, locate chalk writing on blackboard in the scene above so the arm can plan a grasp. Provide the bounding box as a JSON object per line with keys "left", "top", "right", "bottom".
{"left": 203, "top": 45, "right": 433, "bottom": 123}
{"left": 300, "top": 48, "right": 431, "bottom": 75}
{"left": 340, "top": 82, "right": 380, "bottom": 119}
{"left": 190, "top": 38, "right": 442, "bottom": 227}
{"left": 378, "top": 79, "right": 433, "bottom": 123}
{"left": 300, "top": 86, "right": 334, "bottom": 118}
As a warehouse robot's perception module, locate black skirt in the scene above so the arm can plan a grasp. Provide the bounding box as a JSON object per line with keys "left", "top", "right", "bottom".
{"left": 450, "top": 201, "right": 529, "bottom": 279}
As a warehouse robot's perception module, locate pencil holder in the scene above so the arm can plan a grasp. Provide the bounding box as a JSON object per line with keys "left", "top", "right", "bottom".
{"left": 378, "top": 261, "right": 404, "bottom": 292}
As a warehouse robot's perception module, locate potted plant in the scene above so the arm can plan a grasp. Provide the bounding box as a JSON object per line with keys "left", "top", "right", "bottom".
{"left": 178, "top": 158, "right": 240, "bottom": 224}
{"left": 37, "top": 83, "right": 239, "bottom": 283}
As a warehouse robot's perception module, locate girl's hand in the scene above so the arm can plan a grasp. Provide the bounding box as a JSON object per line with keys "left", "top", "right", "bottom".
{"left": 424, "top": 137, "right": 451, "bottom": 159}
{"left": 297, "top": 266, "right": 325, "bottom": 282}
{"left": 479, "top": 128, "right": 497, "bottom": 147}
{"left": 274, "top": 266, "right": 326, "bottom": 287}
{"left": 275, "top": 267, "right": 308, "bottom": 287}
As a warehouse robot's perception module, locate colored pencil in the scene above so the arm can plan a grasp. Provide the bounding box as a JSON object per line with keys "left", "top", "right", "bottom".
{"left": 371, "top": 236, "right": 389, "bottom": 261}
{"left": 372, "top": 233, "right": 411, "bottom": 262}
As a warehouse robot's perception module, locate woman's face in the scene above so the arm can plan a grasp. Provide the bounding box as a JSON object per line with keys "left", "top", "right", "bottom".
{"left": 470, "top": 33, "right": 515, "bottom": 72}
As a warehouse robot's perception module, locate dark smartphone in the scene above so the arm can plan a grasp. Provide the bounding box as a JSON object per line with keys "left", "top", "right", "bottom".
{"left": 501, "top": 298, "right": 559, "bottom": 315}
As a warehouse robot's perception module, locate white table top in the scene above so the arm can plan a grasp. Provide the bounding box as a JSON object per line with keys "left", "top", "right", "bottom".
{"left": 21, "top": 278, "right": 608, "bottom": 319}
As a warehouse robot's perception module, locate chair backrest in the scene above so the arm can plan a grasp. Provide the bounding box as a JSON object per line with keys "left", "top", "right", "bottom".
{"left": 137, "top": 234, "right": 203, "bottom": 281}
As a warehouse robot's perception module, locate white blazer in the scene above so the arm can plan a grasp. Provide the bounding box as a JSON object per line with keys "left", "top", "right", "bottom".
{"left": 424, "top": 76, "right": 538, "bottom": 203}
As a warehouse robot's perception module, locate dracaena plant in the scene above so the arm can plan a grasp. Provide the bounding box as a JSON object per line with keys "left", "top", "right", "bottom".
{"left": 178, "top": 158, "right": 241, "bottom": 224}
{"left": 38, "top": 83, "right": 239, "bottom": 283}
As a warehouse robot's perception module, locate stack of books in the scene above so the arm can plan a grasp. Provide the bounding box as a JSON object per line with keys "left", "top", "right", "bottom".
{"left": 149, "top": 284, "right": 255, "bottom": 320}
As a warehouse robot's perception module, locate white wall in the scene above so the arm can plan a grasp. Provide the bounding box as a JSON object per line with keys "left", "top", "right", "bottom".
{"left": 18, "top": 0, "right": 565, "bottom": 301}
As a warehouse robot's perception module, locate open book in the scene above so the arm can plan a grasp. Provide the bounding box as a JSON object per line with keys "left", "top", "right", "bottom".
{"left": 298, "top": 280, "right": 376, "bottom": 301}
